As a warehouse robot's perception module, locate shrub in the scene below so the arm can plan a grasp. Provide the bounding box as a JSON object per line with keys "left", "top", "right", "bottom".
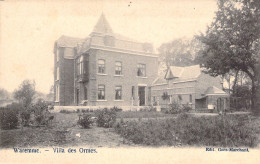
{"left": 60, "top": 109, "right": 72, "bottom": 114}
{"left": 182, "top": 104, "right": 192, "bottom": 113}
{"left": 77, "top": 114, "right": 93, "bottom": 128}
{"left": 114, "top": 114, "right": 257, "bottom": 147}
{"left": 111, "top": 106, "right": 122, "bottom": 112}
{"left": 95, "top": 108, "right": 116, "bottom": 128}
{"left": 0, "top": 107, "right": 19, "bottom": 130}
{"left": 166, "top": 102, "right": 182, "bottom": 114}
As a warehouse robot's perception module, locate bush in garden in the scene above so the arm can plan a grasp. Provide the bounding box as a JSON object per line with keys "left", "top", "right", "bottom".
{"left": 95, "top": 108, "right": 116, "bottom": 128}
{"left": 114, "top": 113, "right": 257, "bottom": 147}
{"left": 166, "top": 101, "right": 182, "bottom": 114}
{"left": 0, "top": 106, "right": 19, "bottom": 130}
{"left": 77, "top": 114, "right": 93, "bottom": 128}
{"left": 182, "top": 104, "right": 192, "bottom": 113}
{"left": 110, "top": 106, "right": 122, "bottom": 112}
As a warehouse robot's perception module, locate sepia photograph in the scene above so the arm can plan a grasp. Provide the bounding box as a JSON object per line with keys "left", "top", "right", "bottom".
{"left": 0, "top": 0, "right": 260, "bottom": 163}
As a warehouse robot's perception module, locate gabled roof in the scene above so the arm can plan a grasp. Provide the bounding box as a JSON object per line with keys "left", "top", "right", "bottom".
{"left": 56, "top": 35, "right": 84, "bottom": 47}
{"left": 204, "top": 86, "right": 228, "bottom": 95}
{"left": 165, "top": 65, "right": 201, "bottom": 80}
{"left": 92, "top": 13, "right": 113, "bottom": 34}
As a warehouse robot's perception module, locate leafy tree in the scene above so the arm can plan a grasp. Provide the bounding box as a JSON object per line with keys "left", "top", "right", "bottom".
{"left": 197, "top": 0, "right": 260, "bottom": 112}
{"left": 0, "top": 88, "right": 10, "bottom": 100}
{"left": 158, "top": 37, "right": 202, "bottom": 67}
{"left": 46, "top": 85, "right": 54, "bottom": 102}
{"left": 13, "top": 80, "right": 36, "bottom": 107}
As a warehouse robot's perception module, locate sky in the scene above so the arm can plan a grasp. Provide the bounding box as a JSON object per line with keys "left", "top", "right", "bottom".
{"left": 0, "top": 0, "right": 218, "bottom": 94}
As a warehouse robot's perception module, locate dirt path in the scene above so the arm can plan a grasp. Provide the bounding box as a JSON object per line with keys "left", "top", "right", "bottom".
{"left": 52, "top": 113, "right": 133, "bottom": 148}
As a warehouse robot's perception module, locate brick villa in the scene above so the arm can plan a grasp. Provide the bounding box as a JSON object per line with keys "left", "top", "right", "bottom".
{"left": 54, "top": 14, "right": 229, "bottom": 111}
{"left": 54, "top": 14, "right": 158, "bottom": 107}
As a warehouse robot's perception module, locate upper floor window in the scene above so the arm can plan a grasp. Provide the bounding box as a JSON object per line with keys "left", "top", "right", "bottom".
{"left": 56, "top": 67, "right": 59, "bottom": 80}
{"left": 56, "top": 49, "right": 59, "bottom": 62}
{"left": 115, "top": 61, "right": 122, "bottom": 75}
{"left": 98, "top": 59, "right": 105, "bottom": 74}
{"left": 77, "top": 56, "right": 84, "bottom": 76}
{"left": 190, "top": 94, "right": 192, "bottom": 103}
{"left": 98, "top": 85, "right": 105, "bottom": 100}
{"left": 137, "top": 64, "right": 146, "bottom": 77}
{"left": 115, "top": 86, "right": 122, "bottom": 100}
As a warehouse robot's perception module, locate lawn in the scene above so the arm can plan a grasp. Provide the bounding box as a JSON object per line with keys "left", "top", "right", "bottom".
{"left": 0, "top": 113, "right": 133, "bottom": 148}
{"left": 1, "top": 111, "right": 260, "bottom": 148}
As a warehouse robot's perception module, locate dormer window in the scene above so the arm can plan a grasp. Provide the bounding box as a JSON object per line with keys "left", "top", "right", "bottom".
{"left": 104, "top": 35, "right": 115, "bottom": 47}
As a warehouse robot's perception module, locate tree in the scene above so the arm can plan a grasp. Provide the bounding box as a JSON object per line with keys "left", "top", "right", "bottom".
{"left": 197, "top": 0, "right": 260, "bottom": 112}
{"left": 46, "top": 85, "right": 54, "bottom": 102}
{"left": 0, "top": 88, "right": 10, "bottom": 100}
{"left": 158, "top": 37, "right": 202, "bottom": 67}
{"left": 13, "top": 80, "right": 36, "bottom": 107}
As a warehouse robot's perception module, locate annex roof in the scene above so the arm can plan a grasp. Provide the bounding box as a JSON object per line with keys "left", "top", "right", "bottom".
{"left": 165, "top": 65, "right": 201, "bottom": 80}
{"left": 204, "top": 86, "right": 228, "bottom": 95}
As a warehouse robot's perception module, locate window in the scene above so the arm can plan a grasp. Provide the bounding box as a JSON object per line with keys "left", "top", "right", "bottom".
{"left": 115, "top": 86, "right": 122, "bottom": 100}
{"left": 115, "top": 61, "right": 122, "bottom": 75}
{"left": 131, "top": 86, "right": 135, "bottom": 99}
{"left": 55, "top": 84, "right": 59, "bottom": 102}
{"left": 137, "top": 64, "right": 146, "bottom": 77}
{"left": 98, "top": 59, "right": 105, "bottom": 74}
{"left": 98, "top": 85, "right": 105, "bottom": 100}
{"left": 190, "top": 94, "right": 192, "bottom": 103}
{"left": 84, "top": 86, "right": 87, "bottom": 100}
{"left": 56, "top": 67, "right": 59, "bottom": 80}
{"left": 56, "top": 49, "right": 59, "bottom": 62}
{"left": 77, "top": 56, "right": 84, "bottom": 76}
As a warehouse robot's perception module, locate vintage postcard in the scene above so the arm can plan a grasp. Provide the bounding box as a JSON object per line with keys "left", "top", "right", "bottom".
{"left": 0, "top": 0, "right": 260, "bottom": 163}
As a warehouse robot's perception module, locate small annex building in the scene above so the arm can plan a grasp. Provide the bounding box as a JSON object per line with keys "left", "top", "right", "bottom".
{"left": 150, "top": 65, "right": 230, "bottom": 111}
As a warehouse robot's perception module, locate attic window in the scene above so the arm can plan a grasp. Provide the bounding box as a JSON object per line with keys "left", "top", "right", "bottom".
{"left": 104, "top": 35, "right": 115, "bottom": 47}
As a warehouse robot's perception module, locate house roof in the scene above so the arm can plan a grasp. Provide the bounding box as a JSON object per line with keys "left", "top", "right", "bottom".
{"left": 165, "top": 65, "right": 201, "bottom": 80}
{"left": 92, "top": 13, "right": 113, "bottom": 34}
{"left": 204, "top": 86, "right": 228, "bottom": 95}
{"left": 56, "top": 35, "right": 84, "bottom": 47}
{"left": 55, "top": 13, "right": 156, "bottom": 56}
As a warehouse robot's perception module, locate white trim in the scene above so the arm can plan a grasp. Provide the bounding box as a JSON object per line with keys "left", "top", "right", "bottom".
{"left": 151, "top": 83, "right": 168, "bottom": 86}
{"left": 89, "top": 44, "right": 158, "bottom": 58}
{"left": 96, "top": 100, "right": 107, "bottom": 102}
{"left": 114, "top": 100, "right": 124, "bottom": 101}
{"left": 151, "top": 86, "right": 194, "bottom": 91}
{"left": 138, "top": 84, "right": 148, "bottom": 86}
{"left": 136, "top": 76, "right": 148, "bottom": 79}
{"left": 97, "top": 73, "right": 107, "bottom": 76}
{"left": 55, "top": 101, "right": 59, "bottom": 103}
{"left": 114, "top": 75, "right": 124, "bottom": 77}
{"left": 206, "top": 93, "right": 229, "bottom": 96}
{"left": 172, "top": 79, "right": 197, "bottom": 84}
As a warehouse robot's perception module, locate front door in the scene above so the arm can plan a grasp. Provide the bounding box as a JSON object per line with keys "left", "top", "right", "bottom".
{"left": 138, "top": 86, "right": 145, "bottom": 106}
{"left": 217, "top": 97, "right": 224, "bottom": 111}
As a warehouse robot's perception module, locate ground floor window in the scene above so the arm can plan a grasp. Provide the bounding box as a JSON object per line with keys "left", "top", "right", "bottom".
{"left": 115, "top": 86, "right": 122, "bottom": 100}
{"left": 84, "top": 86, "right": 87, "bottom": 100}
{"left": 98, "top": 85, "right": 105, "bottom": 100}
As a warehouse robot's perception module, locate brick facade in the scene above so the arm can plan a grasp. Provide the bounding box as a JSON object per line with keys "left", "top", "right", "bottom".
{"left": 54, "top": 14, "right": 158, "bottom": 107}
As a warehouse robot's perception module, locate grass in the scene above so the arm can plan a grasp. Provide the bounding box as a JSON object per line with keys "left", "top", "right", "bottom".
{"left": 115, "top": 113, "right": 260, "bottom": 147}
{"left": 116, "top": 111, "right": 171, "bottom": 118}
{"left": 1, "top": 110, "right": 259, "bottom": 148}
